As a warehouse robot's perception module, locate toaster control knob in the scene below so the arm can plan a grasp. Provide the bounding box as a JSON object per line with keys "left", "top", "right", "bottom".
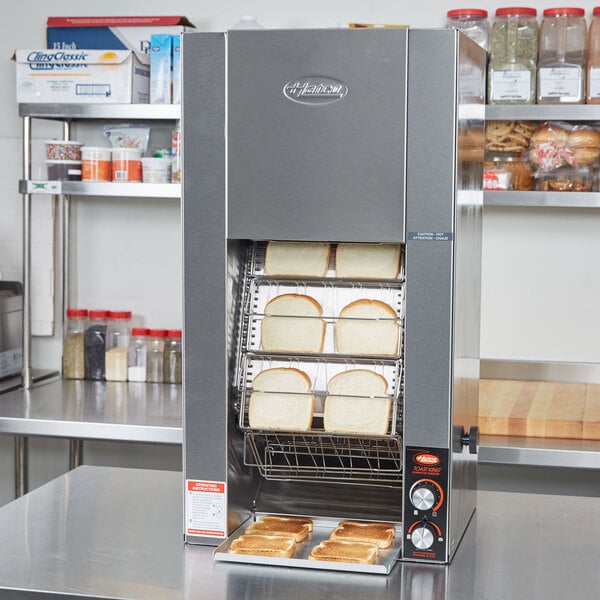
{"left": 411, "top": 523, "right": 435, "bottom": 551}
{"left": 409, "top": 480, "right": 442, "bottom": 512}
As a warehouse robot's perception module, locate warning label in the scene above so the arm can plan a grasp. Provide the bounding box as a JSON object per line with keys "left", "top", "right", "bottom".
{"left": 185, "top": 479, "right": 227, "bottom": 538}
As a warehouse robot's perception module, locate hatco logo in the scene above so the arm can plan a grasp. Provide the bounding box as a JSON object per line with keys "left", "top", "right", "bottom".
{"left": 414, "top": 453, "right": 440, "bottom": 466}
{"left": 283, "top": 76, "right": 348, "bottom": 105}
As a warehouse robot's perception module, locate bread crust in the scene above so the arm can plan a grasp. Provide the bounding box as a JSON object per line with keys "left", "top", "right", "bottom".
{"left": 246, "top": 520, "right": 311, "bottom": 542}
{"left": 327, "top": 369, "right": 388, "bottom": 395}
{"left": 265, "top": 241, "right": 331, "bottom": 277}
{"left": 308, "top": 540, "right": 379, "bottom": 564}
{"left": 330, "top": 521, "right": 396, "bottom": 549}
{"left": 253, "top": 368, "right": 312, "bottom": 392}
{"left": 339, "top": 298, "right": 397, "bottom": 319}
{"left": 260, "top": 515, "right": 314, "bottom": 532}
{"left": 264, "top": 293, "right": 323, "bottom": 317}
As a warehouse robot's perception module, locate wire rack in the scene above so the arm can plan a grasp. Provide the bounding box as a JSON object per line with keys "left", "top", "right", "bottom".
{"left": 234, "top": 241, "right": 406, "bottom": 485}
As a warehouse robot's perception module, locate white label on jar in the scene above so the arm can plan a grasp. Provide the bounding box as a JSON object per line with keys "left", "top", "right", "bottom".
{"left": 589, "top": 67, "right": 600, "bottom": 98}
{"left": 458, "top": 63, "right": 484, "bottom": 101}
{"left": 491, "top": 70, "right": 532, "bottom": 102}
{"left": 538, "top": 67, "right": 582, "bottom": 99}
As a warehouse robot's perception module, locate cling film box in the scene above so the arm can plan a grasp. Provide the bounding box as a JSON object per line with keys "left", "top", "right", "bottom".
{"left": 46, "top": 16, "right": 194, "bottom": 55}
{"left": 15, "top": 49, "right": 150, "bottom": 104}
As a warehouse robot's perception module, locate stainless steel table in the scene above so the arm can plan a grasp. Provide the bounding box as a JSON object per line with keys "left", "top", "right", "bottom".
{"left": 0, "top": 466, "right": 597, "bottom": 599}
{"left": 0, "top": 379, "right": 182, "bottom": 496}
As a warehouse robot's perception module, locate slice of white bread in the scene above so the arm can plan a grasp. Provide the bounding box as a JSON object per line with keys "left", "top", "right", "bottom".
{"left": 261, "top": 294, "right": 325, "bottom": 353}
{"left": 335, "top": 299, "right": 399, "bottom": 356}
{"left": 329, "top": 521, "right": 396, "bottom": 549}
{"left": 245, "top": 520, "right": 311, "bottom": 542}
{"left": 335, "top": 243, "right": 401, "bottom": 279}
{"left": 265, "top": 241, "right": 331, "bottom": 277}
{"left": 260, "top": 515, "right": 314, "bottom": 532}
{"left": 308, "top": 539, "right": 379, "bottom": 564}
{"left": 228, "top": 534, "right": 296, "bottom": 558}
{"left": 249, "top": 368, "right": 314, "bottom": 431}
{"left": 324, "top": 370, "right": 391, "bottom": 435}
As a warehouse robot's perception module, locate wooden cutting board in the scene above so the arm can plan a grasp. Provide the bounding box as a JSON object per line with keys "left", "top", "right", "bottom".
{"left": 479, "top": 379, "right": 600, "bottom": 440}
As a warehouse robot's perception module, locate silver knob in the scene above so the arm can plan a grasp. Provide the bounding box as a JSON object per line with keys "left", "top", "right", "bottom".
{"left": 411, "top": 525, "right": 435, "bottom": 550}
{"left": 411, "top": 485, "right": 435, "bottom": 511}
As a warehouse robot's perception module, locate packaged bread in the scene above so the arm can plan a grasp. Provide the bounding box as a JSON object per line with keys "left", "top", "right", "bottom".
{"left": 335, "top": 299, "right": 399, "bottom": 356}
{"left": 228, "top": 534, "right": 296, "bottom": 558}
{"left": 249, "top": 368, "right": 314, "bottom": 431}
{"left": 335, "top": 243, "right": 401, "bottom": 279}
{"left": 308, "top": 539, "right": 379, "bottom": 564}
{"left": 261, "top": 294, "right": 325, "bottom": 353}
{"left": 265, "top": 241, "right": 331, "bottom": 277}
{"left": 329, "top": 521, "right": 396, "bottom": 549}
{"left": 324, "top": 370, "right": 391, "bottom": 435}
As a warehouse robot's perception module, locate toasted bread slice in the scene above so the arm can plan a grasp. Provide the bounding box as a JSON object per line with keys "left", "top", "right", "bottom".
{"left": 308, "top": 540, "right": 378, "bottom": 564}
{"left": 245, "top": 520, "right": 311, "bottom": 542}
{"left": 329, "top": 521, "right": 396, "bottom": 549}
{"left": 260, "top": 515, "right": 314, "bottom": 532}
{"left": 228, "top": 534, "right": 296, "bottom": 558}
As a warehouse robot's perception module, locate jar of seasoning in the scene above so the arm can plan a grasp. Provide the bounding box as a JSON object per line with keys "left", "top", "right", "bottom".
{"left": 105, "top": 310, "right": 132, "bottom": 382}
{"left": 538, "top": 7, "right": 587, "bottom": 104}
{"left": 586, "top": 7, "right": 600, "bottom": 103}
{"left": 146, "top": 329, "right": 168, "bottom": 383}
{"left": 128, "top": 328, "right": 150, "bottom": 382}
{"left": 446, "top": 8, "right": 490, "bottom": 51}
{"left": 163, "top": 329, "right": 182, "bottom": 384}
{"left": 488, "top": 7, "right": 539, "bottom": 104}
{"left": 63, "top": 308, "right": 88, "bottom": 380}
{"left": 84, "top": 310, "right": 110, "bottom": 380}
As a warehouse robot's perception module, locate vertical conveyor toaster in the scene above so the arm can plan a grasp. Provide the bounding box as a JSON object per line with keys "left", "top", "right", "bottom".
{"left": 182, "top": 28, "right": 485, "bottom": 566}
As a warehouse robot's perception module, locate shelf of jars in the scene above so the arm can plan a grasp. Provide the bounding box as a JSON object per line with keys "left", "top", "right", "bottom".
{"left": 486, "top": 105, "right": 600, "bottom": 122}
{"left": 19, "top": 180, "right": 180, "bottom": 198}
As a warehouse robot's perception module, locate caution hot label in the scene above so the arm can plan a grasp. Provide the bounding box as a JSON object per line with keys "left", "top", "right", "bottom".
{"left": 185, "top": 479, "right": 227, "bottom": 538}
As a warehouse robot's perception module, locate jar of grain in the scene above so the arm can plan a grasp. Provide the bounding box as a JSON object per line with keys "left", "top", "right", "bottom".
{"left": 488, "top": 7, "right": 539, "bottom": 105}
{"left": 105, "top": 310, "right": 132, "bottom": 382}
{"left": 128, "top": 328, "right": 150, "bottom": 382}
{"left": 163, "top": 329, "right": 182, "bottom": 384}
{"left": 63, "top": 308, "right": 88, "bottom": 380}
{"left": 84, "top": 310, "right": 110, "bottom": 380}
{"left": 146, "top": 329, "right": 168, "bottom": 383}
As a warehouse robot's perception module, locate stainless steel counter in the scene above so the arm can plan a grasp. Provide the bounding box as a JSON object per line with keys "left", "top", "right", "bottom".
{"left": 0, "top": 466, "right": 597, "bottom": 599}
{"left": 0, "top": 379, "right": 182, "bottom": 443}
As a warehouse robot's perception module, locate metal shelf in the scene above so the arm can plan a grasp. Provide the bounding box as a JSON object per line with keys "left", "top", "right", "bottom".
{"left": 0, "top": 379, "right": 182, "bottom": 444}
{"left": 19, "top": 180, "right": 180, "bottom": 198}
{"left": 479, "top": 435, "right": 600, "bottom": 469}
{"left": 484, "top": 191, "right": 600, "bottom": 209}
{"left": 486, "top": 104, "right": 600, "bottom": 122}
{"left": 19, "top": 103, "right": 180, "bottom": 120}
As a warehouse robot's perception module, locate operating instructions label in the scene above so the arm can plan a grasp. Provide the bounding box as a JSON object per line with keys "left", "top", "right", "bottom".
{"left": 185, "top": 480, "right": 227, "bottom": 538}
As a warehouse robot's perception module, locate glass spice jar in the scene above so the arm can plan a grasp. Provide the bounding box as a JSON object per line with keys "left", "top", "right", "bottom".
{"left": 146, "top": 329, "right": 168, "bottom": 383}
{"left": 105, "top": 311, "right": 132, "bottom": 382}
{"left": 163, "top": 329, "right": 182, "bottom": 384}
{"left": 128, "top": 328, "right": 150, "bottom": 382}
{"left": 488, "top": 7, "right": 539, "bottom": 105}
{"left": 84, "top": 310, "right": 110, "bottom": 380}
{"left": 63, "top": 308, "right": 88, "bottom": 380}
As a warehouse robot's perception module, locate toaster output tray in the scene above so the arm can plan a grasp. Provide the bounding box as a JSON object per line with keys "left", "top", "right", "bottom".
{"left": 214, "top": 515, "right": 402, "bottom": 575}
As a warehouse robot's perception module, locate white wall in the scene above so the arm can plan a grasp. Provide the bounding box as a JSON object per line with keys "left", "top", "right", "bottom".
{"left": 1, "top": 1, "right": 599, "bottom": 503}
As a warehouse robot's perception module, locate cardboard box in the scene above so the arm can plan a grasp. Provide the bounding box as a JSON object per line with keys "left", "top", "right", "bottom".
{"left": 15, "top": 49, "right": 150, "bottom": 104}
{"left": 172, "top": 34, "right": 181, "bottom": 105}
{"left": 47, "top": 16, "right": 194, "bottom": 54}
{"left": 150, "top": 34, "right": 172, "bottom": 104}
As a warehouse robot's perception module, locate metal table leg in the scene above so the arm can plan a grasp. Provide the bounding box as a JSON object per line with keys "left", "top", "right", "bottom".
{"left": 14, "top": 436, "right": 28, "bottom": 497}
{"left": 69, "top": 439, "right": 83, "bottom": 469}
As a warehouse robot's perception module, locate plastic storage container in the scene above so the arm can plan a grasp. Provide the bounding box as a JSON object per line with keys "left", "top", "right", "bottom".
{"left": 45, "top": 140, "right": 83, "bottom": 161}
{"left": 111, "top": 147, "right": 142, "bottom": 182}
{"left": 586, "top": 7, "right": 600, "bottom": 103}
{"left": 63, "top": 308, "right": 88, "bottom": 380}
{"left": 538, "top": 7, "right": 587, "bottom": 104}
{"left": 84, "top": 309, "right": 110, "bottom": 380}
{"left": 105, "top": 310, "right": 132, "bottom": 382}
{"left": 128, "top": 328, "right": 150, "bottom": 382}
{"left": 141, "top": 157, "right": 172, "bottom": 183}
{"left": 483, "top": 153, "right": 535, "bottom": 190}
{"left": 537, "top": 164, "right": 593, "bottom": 191}
{"left": 163, "top": 329, "right": 182, "bottom": 384}
{"left": 488, "top": 7, "right": 539, "bottom": 104}
{"left": 82, "top": 147, "right": 112, "bottom": 181}
{"left": 45, "top": 160, "right": 82, "bottom": 181}
{"left": 446, "top": 8, "right": 490, "bottom": 51}
{"left": 146, "top": 329, "right": 168, "bottom": 383}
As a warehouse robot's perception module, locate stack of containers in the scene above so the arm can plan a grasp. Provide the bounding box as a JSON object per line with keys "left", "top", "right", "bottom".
{"left": 45, "top": 140, "right": 83, "bottom": 181}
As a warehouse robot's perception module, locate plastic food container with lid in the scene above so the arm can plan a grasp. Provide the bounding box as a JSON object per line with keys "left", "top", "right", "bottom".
{"left": 63, "top": 308, "right": 88, "bottom": 380}
{"left": 45, "top": 160, "right": 82, "bottom": 181}
{"left": 111, "top": 147, "right": 142, "bottom": 182}
{"left": 488, "top": 7, "right": 539, "bottom": 105}
{"left": 446, "top": 8, "right": 490, "bottom": 51}
{"left": 45, "top": 140, "right": 83, "bottom": 161}
{"left": 537, "top": 7, "right": 587, "bottom": 104}
{"left": 586, "top": 6, "right": 600, "bottom": 103}
{"left": 82, "top": 147, "right": 111, "bottom": 181}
